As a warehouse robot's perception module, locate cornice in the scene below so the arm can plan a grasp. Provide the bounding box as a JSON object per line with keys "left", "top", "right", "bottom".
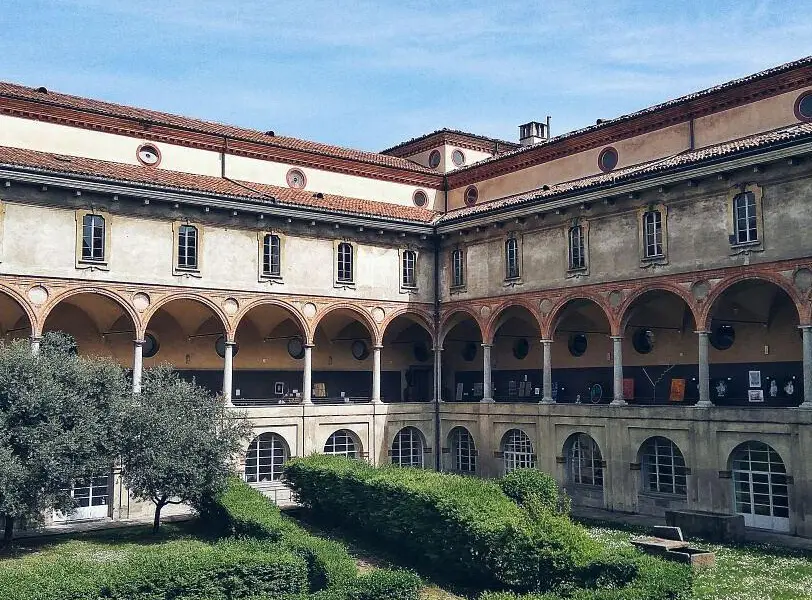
{"left": 385, "top": 131, "right": 519, "bottom": 158}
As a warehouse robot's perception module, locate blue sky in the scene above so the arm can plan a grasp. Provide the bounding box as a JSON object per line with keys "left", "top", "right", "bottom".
{"left": 2, "top": 1, "right": 811, "bottom": 151}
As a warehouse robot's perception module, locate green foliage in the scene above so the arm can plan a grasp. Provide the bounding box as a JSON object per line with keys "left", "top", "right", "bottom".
{"left": 0, "top": 333, "right": 128, "bottom": 541}
{"left": 310, "top": 570, "right": 423, "bottom": 600}
{"left": 118, "top": 366, "right": 253, "bottom": 531}
{"left": 498, "top": 469, "right": 570, "bottom": 515}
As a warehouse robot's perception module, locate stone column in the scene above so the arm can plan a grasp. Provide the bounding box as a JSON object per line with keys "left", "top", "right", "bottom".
{"left": 30, "top": 336, "right": 41, "bottom": 356}
{"left": 223, "top": 341, "right": 234, "bottom": 405}
{"left": 433, "top": 346, "right": 443, "bottom": 403}
{"left": 610, "top": 336, "right": 626, "bottom": 406}
{"left": 540, "top": 339, "right": 554, "bottom": 404}
{"left": 801, "top": 326, "right": 812, "bottom": 409}
{"left": 695, "top": 331, "right": 713, "bottom": 407}
{"left": 132, "top": 339, "right": 144, "bottom": 394}
{"left": 372, "top": 344, "right": 382, "bottom": 404}
{"left": 481, "top": 343, "right": 494, "bottom": 403}
{"left": 302, "top": 344, "right": 314, "bottom": 405}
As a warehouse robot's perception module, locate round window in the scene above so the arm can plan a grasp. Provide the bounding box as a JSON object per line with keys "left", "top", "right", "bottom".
{"left": 351, "top": 340, "right": 369, "bottom": 361}
{"left": 462, "top": 341, "right": 478, "bottom": 362}
{"left": 136, "top": 143, "right": 161, "bottom": 166}
{"left": 795, "top": 91, "right": 812, "bottom": 122}
{"left": 286, "top": 168, "right": 307, "bottom": 189}
{"left": 568, "top": 333, "right": 588, "bottom": 357}
{"left": 413, "top": 190, "right": 428, "bottom": 207}
{"left": 428, "top": 150, "right": 441, "bottom": 169}
{"left": 464, "top": 186, "right": 478, "bottom": 206}
{"left": 709, "top": 324, "right": 735, "bottom": 351}
{"left": 632, "top": 328, "right": 655, "bottom": 354}
{"left": 413, "top": 342, "right": 429, "bottom": 362}
{"left": 142, "top": 333, "right": 160, "bottom": 358}
{"left": 215, "top": 335, "right": 239, "bottom": 358}
{"left": 597, "top": 147, "right": 618, "bottom": 173}
{"left": 451, "top": 149, "right": 466, "bottom": 167}
{"left": 512, "top": 338, "right": 530, "bottom": 360}
{"left": 287, "top": 336, "right": 305, "bottom": 360}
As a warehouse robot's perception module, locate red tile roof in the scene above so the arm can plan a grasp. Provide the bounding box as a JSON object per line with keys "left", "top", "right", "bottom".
{"left": 441, "top": 123, "right": 812, "bottom": 222}
{"left": 0, "top": 81, "right": 435, "bottom": 175}
{"left": 0, "top": 145, "right": 439, "bottom": 224}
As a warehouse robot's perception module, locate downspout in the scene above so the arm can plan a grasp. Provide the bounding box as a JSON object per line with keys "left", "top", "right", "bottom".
{"left": 689, "top": 117, "right": 696, "bottom": 151}
{"left": 433, "top": 176, "right": 447, "bottom": 471}
{"left": 221, "top": 135, "right": 279, "bottom": 202}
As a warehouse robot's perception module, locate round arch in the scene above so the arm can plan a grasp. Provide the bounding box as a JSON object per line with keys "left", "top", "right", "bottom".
{"left": 727, "top": 440, "right": 790, "bottom": 532}
{"left": 618, "top": 285, "right": 700, "bottom": 334}
{"left": 701, "top": 274, "right": 803, "bottom": 331}
{"left": 143, "top": 293, "right": 230, "bottom": 339}
{"left": 42, "top": 287, "right": 140, "bottom": 337}
{"left": 447, "top": 425, "right": 477, "bottom": 474}
{"left": 390, "top": 425, "right": 427, "bottom": 468}
{"left": 439, "top": 307, "right": 484, "bottom": 346}
{"left": 311, "top": 303, "right": 379, "bottom": 346}
{"left": 545, "top": 294, "right": 613, "bottom": 339}
{"left": 563, "top": 432, "right": 604, "bottom": 488}
{"left": 381, "top": 308, "right": 435, "bottom": 344}
{"left": 484, "top": 300, "right": 543, "bottom": 345}
{"left": 234, "top": 298, "right": 310, "bottom": 342}
{"left": 637, "top": 436, "right": 688, "bottom": 497}
{"left": 0, "top": 284, "right": 38, "bottom": 336}
{"left": 323, "top": 428, "right": 364, "bottom": 459}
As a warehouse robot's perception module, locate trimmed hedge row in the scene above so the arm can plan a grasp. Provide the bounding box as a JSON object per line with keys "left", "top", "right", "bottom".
{"left": 202, "top": 477, "right": 421, "bottom": 600}
{"left": 0, "top": 536, "right": 309, "bottom": 600}
{"left": 283, "top": 456, "right": 691, "bottom": 598}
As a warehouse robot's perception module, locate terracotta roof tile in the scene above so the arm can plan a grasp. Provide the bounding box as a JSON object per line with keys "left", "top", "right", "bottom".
{"left": 381, "top": 128, "right": 520, "bottom": 155}
{"left": 441, "top": 123, "right": 812, "bottom": 222}
{"left": 0, "top": 81, "right": 435, "bottom": 175}
{"left": 0, "top": 146, "right": 439, "bottom": 224}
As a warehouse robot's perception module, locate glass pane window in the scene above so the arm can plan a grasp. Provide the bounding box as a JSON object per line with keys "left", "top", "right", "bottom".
{"left": 178, "top": 225, "right": 198, "bottom": 269}
{"left": 324, "top": 430, "right": 358, "bottom": 459}
{"left": 643, "top": 211, "right": 663, "bottom": 258}
{"left": 337, "top": 242, "right": 353, "bottom": 282}
{"left": 402, "top": 250, "right": 416, "bottom": 288}
{"left": 391, "top": 427, "right": 423, "bottom": 468}
{"left": 734, "top": 192, "right": 758, "bottom": 244}
{"left": 570, "top": 434, "right": 603, "bottom": 487}
{"left": 244, "top": 433, "right": 288, "bottom": 482}
{"left": 450, "top": 427, "right": 476, "bottom": 473}
{"left": 263, "top": 234, "right": 281, "bottom": 276}
{"left": 568, "top": 225, "right": 585, "bottom": 270}
{"left": 452, "top": 249, "right": 464, "bottom": 287}
{"left": 641, "top": 437, "right": 687, "bottom": 496}
{"left": 505, "top": 238, "right": 520, "bottom": 279}
{"left": 731, "top": 442, "right": 789, "bottom": 520}
{"left": 502, "top": 429, "right": 535, "bottom": 473}
{"left": 81, "top": 214, "right": 105, "bottom": 261}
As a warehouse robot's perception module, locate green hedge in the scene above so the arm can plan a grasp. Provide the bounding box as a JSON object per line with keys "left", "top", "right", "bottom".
{"left": 498, "top": 469, "right": 570, "bottom": 515}
{"left": 201, "top": 477, "right": 421, "bottom": 600}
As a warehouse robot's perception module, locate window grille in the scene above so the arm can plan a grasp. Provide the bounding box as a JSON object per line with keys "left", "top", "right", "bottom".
{"left": 570, "top": 434, "right": 603, "bottom": 486}
{"left": 502, "top": 429, "right": 535, "bottom": 473}
{"left": 731, "top": 442, "right": 788, "bottom": 520}
{"left": 452, "top": 249, "right": 464, "bottom": 287}
{"left": 505, "top": 237, "right": 520, "bottom": 279}
{"left": 391, "top": 427, "right": 424, "bottom": 468}
{"left": 402, "top": 249, "right": 416, "bottom": 288}
{"left": 324, "top": 429, "right": 358, "bottom": 459}
{"left": 337, "top": 242, "right": 353, "bottom": 282}
{"left": 450, "top": 427, "right": 476, "bottom": 473}
{"left": 641, "top": 437, "right": 686, "bottom": 496}
{"left": 643, "top": 210, "right": 663, "bottom": 258}
{"left": 263, "top": 234, "right": 281, "bottom": 276}
{"left": 733, "top": 192, "right": 758, "bottom": 244}
{"left": 81, "top": 214, "right": 105, "bottom": 261}
{"left": 568, "top": 225, "right": 585, "bottom": 269}
{"left": 244, "top": 433, "right": 288, "bottom": 483}
{"left": 178, "top": 225, "right": 198, "bottom": 269}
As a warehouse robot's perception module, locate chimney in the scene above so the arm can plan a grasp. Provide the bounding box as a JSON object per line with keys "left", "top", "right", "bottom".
{"left": 519, "top": 117, "right": 551, "bottom": 146}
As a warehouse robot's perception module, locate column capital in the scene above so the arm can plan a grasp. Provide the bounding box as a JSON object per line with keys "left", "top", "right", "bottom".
{"left": 481, "top": 343, "right": 492, "bottom": 349}
{"left": 431, "top": 346, "right": 444, "bottom": 352}
{"left": 133, "top": 338, "right": 146, "bottom": 346}
{"left": 694, "top": 330, "right": 710, "bottom": 336}
{"left": 610, "top": 335, "right": 623, "bottom": 341}
{"left": 372, "top": 344, "right": 384, "bottom": 350}
{"left": 798, "top": 325, "right": 812, "bottom": 331}
{"left": 540, "top": 338, "right": 554, "bottom": 344}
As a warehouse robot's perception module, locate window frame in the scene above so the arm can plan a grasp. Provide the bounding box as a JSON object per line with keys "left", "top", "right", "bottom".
{"left": 324, "top": 429, "right": 360, "bottom": 459}
{"left": 75, "top": 209, "right": 111, "bottom": 270}
{"left": 333, "top": 240, "right": 356, "bottom": 288}
{"left": 172, "top": 221, "right": 202, "bottom": 276}
{"left": 449, "top": 245, "right": 467, "bottom": 293}
{"left": 502, "top": 233, "right": 523, "bottom": 286}
{"left": 636, "top": 203, "right": 668, "bottom": 267}
{"left": 727, "top": 184, "right": 764, "bottom": 252}
{"left": 640, "top": 437, "right": 688, "bottom": 498}
{"left": 565, "top": 219, "right": 590, "bottom": 276}
{"left": 501, "top": 428, "right": 536, "bottom": 474}
{"left": 449, "top": 427, "right": 477, "bottom": 474}
{"left": 390, "top": 427, "right": 425, "bottom": 468}
{"left": 244, "top": 432, "right": 289, "bottom": 483}
{"left": 258, "top": 231, "right": 285, "bottom": 283}
{"left": 399, "top": 247, "right": 419, "bottom": 293}
{"left": 568, "top": 434, "right": 604, "bottom": 487}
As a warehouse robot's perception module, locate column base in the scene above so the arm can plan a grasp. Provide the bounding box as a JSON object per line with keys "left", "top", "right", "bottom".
{"left": 694, "top": 400, "right": 714, "bottom": 408}
{"left": 539, "top": 397, "right": 555, "bottom": 405}
{"left": 371, "top": 398, "right": 383, "bottom": 405}
{"left": 609, "top": 398, "right": 627, "bottom": 406}
{"left": 799, "top": 402, "right": 812, "bottom": 410}
{"left": 480, "top": 397, "right": 495, "bottom": 403}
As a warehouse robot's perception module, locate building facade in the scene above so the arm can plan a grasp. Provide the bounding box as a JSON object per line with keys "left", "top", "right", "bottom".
{"left": 0, "top": 58, "right": 811, "bottom": 535}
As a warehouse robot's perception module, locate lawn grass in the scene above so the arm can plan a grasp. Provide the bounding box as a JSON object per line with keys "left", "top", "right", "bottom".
{"left": 581, "top": 520, "right": 812, "bottom": 600}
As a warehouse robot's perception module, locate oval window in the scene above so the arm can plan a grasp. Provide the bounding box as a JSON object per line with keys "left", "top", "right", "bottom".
{"left": 215, "top": 335, "right": 239, "bottom": 358}
{"left": 351, "top": 340, "right": 369, "bottom": 361}
{"left": 143, "top": 333, "right": 160, "bottom": 358}
{"left": 287, "top": 336, "right": 305, "bottom": 360}
{"left": 413, "top": 190, "right": 428, "bottom": 207}
{"left": 795, "top": 91, "right": 812, "bottom": 122}
{"left": 709, "top": 324, "right": 735, "bottom": 351}
{"left": 568, "top": 333, "right": 588, "bottom": 357}
{"left": 597, "top": 147, "right": 618, "bottom": 173}
{"left": 136, "top": 143, "right": 161, "bottom": 166}
{"left": 464, "top": 186, "right": 478, "bottom": 206}
{"left": 451, "top": 149, "right": 466, "bottom": 166}
{"left": 632, "top": 328, "right": 655, "bottom": 354}
{"left": 462, "top": 342, "right": 478, "bottom": 362}
{"left": 512, "top": 338, "right": 529, "bottom": 360}
{"left": 286, "top": 168, "right": 307, "bottom": 189}
{"left": 428, "top": 150, "right": 441, "bottom": 169}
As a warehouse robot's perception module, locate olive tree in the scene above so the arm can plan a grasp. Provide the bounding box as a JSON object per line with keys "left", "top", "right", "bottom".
{"left": 0, "top": 333, "right": 127, "bottom": 546}
{"left": 119, "top": 366, "right": 251, "bottom": 532}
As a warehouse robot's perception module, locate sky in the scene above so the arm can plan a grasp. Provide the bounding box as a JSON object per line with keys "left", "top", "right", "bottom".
{"left": 2, "top": 1, "right": 811, "bottom": 152}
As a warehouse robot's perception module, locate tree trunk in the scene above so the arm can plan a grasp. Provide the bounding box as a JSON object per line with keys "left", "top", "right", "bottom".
{"left": 153, "top": 500, "right": 165, "bottom": 534}
{"left": 1, "top": 516, "right": 14, "bottom": 549}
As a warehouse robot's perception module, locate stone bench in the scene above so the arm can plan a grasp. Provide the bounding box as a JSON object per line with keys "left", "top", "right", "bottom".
{"left": 631, "top": 526, "right": 715, "bottom": 570}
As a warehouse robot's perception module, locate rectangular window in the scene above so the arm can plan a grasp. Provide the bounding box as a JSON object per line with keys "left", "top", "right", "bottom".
{"left": 505, "top": 237, "right": 519, "bottom": 279}
{"left": 178, "top": 225, "right": 198, "bottom": 269}
{"left": 568, "top": 225, "right": 585, "bottom": 270}
{"left": 643, "top": 211, "right": 663, "bottom": 258}
{"left": 402, "top": 249, "right": 416, "bottom": 288}
{"left": 452, "top": 248, "right": 464, "bottom": 288}
{"left": 337, "top": 242, "right": 353, "bottom": 282}
{"left": 81, "top": 214, "right": 105, "bottom": 262}
{"left": 263, "top": 234, "right": 281, "bottom": 276}
{"left": 734, "top": 192, "right": 758, "bottom": 244}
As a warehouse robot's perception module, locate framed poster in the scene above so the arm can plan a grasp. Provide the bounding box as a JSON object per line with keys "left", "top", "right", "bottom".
{"left": 669, "top": 378, "right": 686, "bottom": 402}
{"left": 622, "top": 378, "right": 635, "bottom": 401}
{"left": 748, "top": 389, "right": 764, "bottom": 403}
{"left": 274, "top": 382, "right": 285, "bottom": 396}
{"left": 748, "top": 371, "right": 761, "bottom": 388}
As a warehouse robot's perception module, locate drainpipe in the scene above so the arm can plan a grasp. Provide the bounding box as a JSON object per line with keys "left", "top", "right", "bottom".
{"left": 433, "top": 177, "right": 447, "bottom": 471}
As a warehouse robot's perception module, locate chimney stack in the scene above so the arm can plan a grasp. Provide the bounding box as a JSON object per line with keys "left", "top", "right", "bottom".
{"left": 519, "top": 116, "right": 551, "bottom": 146}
